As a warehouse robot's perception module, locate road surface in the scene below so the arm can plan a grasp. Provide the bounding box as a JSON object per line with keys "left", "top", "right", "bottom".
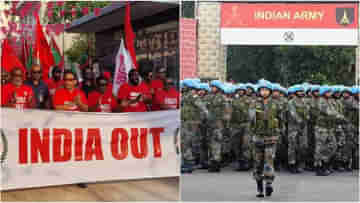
{"left": 182, "top": 167, "right": 359, "bottom": 201}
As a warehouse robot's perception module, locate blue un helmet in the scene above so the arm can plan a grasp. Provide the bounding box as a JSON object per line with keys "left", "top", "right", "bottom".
{"left": 311, "top": 85, "right": 321, "bottom": 92}
{"left": 210, "top": 80, "right": 223, "bottom": 89}
{"left": 257, "top": 79, "right": 273, "bottom": 91}
{"left": 319, "top": 85, "right": 332, "bottom": 96}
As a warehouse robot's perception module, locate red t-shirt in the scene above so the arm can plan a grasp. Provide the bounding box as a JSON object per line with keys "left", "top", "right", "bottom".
{"left": 46, "top": 79, "right": 64, "bottom": 96}
{"left": 105, "top": 84, "right": 114, "bottom": 96}
{"left": 53, "top": 88, "right": 88, "bottom": 111}
{"left": 1, "top": 83, "right": 34, "bottom": 109}
{"left": 150, "top": 79, "right": 164, "bottom": 111}
{"left": 88, "top": 90, "right": 117, "bottom": 112}
{"left": 155, "top": 88, "right": 179, "bottom": 110}
{"left": 117, "top": 83, "right": 149, "bottom": 112}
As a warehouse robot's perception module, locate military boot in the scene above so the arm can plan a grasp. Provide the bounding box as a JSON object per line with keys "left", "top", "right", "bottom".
{"left": 265, "top": 183, "right": 273, "bottom": 197}
{"left": 208, "top": 161, "right": 221, "bottom": 172}
{"left": 181, "top": 163, "right": 193, "bottom": 174}
{"left": 316, "top": 165, "right": 330, "bottom": 176}
{"left": 236, "top": 160, "right": 251, "bottom": 171}
{"left": 326, "top": 162, "right": 334, "bottom": 174}
{"left": 344, "top": 161, "right": 353, "bottom": 172}
{"left": 334, "top": 160, "right": 345, "bottom": 172}
{"left": 256, "top": 180, "right": 264, "bottom": 198}
{"left": 288, "top": 163, "right": 298, "bottom": 174}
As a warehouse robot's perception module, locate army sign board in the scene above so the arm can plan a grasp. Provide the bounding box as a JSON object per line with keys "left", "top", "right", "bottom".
{"left": 220, "top": 3, "right": 358, "bottom": 45}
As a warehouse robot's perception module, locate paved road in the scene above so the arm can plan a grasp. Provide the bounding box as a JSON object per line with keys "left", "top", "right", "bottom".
{"left": 181, "top": 168, "right": 359, "bottom": 201}
{"left": 3, "top": 177, "right": 179, "bottom": 201}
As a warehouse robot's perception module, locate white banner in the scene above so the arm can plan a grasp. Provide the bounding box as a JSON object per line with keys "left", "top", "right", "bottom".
{"left": 0, "top": 108, "right": 180, "bottom": 191}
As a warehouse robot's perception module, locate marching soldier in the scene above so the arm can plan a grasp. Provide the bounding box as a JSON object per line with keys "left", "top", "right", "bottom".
{"left": 249, "top": 79, "right": 280, "bottom": 197}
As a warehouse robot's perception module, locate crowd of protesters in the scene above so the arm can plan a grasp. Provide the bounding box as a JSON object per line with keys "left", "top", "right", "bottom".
{"left": 0, "top": 60, "right": 179, "bottom": 113}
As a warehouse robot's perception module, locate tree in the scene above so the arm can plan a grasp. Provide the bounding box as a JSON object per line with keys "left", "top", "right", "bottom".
{"left": 227, "top": 46, "right": 355, "bottom": 86}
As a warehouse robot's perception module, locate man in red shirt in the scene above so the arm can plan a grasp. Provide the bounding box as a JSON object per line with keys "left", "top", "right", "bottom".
{"left": 53, "top": 71, "right": 88, "bottom": 112}
{"left": 117, "top": 69, "right": 151, "bottom": 112}
{"left": 2, "top": 67, "right": 35, "bottom": 109}
{"left": 155, "top": 77, "right": 179, "bottom": 110}
{"left": 150, "top": 67, "right": 167, "bottom": 111}
{"left": 88, "top": 76, "right": 117, "bottom": 112}
{"left": 46, "top": 66, "right": 64, "bottom": 96}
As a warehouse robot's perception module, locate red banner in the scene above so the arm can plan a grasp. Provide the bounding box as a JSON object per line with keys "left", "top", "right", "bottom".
{"left": 221, "top": 3, "right": 358, "bottom": 29}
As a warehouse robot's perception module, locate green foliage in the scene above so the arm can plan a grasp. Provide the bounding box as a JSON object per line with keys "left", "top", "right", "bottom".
{"left": 48, "top": 1, "right": 111, "bottom": 24}
{"left": 65, "top": 33, "right": 95, "bottom": 64}
{"left": 227, "top": 46, "right": 356, "bottom": 87}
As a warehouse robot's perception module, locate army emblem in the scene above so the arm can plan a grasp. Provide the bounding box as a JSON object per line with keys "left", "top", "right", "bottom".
{"left": 283, "top": 31, "right": 295, "bottom": 42}
{"left": 336, "top": 8, "right": 355, "bottom": 26}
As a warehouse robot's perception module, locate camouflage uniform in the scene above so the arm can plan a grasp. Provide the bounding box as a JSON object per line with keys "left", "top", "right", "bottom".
{"left": 287, "top": 96, "right": 309, "bottom": 170}
{"left": 312, "top": 97, "right": 343, "bottom": 169}
{"left": 272, "top": 96, "right": 287, "bottom": 170}
{"left": 204, "top": 92, "right": 227, "bottom": 170}
{"left": 333, "top": 97, "right": 347, "bottom": 169}
{"left": 231, "top": 95, "right": 252, "bottom": 169}
{"left": 181, "top": 92, "right": 204, "bottom": 166}
{"left": 304, "top": 95, "right": 316, "bottom": 169}
{"left": 342, "top": 96, "right": 358, "bottom": 169}
{"left": 250, "top": 97, "right": 280, "bottom": 184}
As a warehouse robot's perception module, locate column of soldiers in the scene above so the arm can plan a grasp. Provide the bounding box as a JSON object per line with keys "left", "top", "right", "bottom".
{"left": 181, "top": 78, "right": 359, "bottom": 191}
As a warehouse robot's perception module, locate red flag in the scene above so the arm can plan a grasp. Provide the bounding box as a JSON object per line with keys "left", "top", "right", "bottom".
{"left": 124, "top": 2, "right": 138, "bottom": 69}
{"left": 50, "top": 35, "right": 64, "bottom": 69}
{"left": 94, "top": 8, "right": 101, "bottom": 16}
{"left": 82, "top": 7, "right": 89, "bottom": 16}
{"left": 1, "top": 39, "right": 26, "bottom": 73}
{"left": 34, "top": 15, "right": 55, "bottom": 81}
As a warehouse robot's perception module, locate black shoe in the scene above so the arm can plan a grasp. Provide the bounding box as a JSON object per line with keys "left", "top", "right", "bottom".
{"left": 316, "top": 166, "right": 330, "bottom": 176}
{"left": 265, "top": 185, "right": 273, "bottom": 197}
{"left": 77, "top": 183, "right": 88, "bottom": 188}
{"left": 236, "top": 160, "right": 251, "bottom": 171}
{"left": 181, "top": 163, "right": 193, "bottom": 174}
{"left": 199, "top": 163, "right": 209, "bottom": 169}
{"left": 208, "top": 161, "right": 221, "bottom": 172}
{"left": 297, "top": 167, "right": 304, "bottom": 173}
{"left": 288, "top": 164, "right": 298, "bottom": 174}
{"left": 304, "top": 165, "right": 314, "bottom": 171}
{"left": 256, "top": 180, "right": 264, "bottom": 198}
{"left": 344, "top": 162, "right": 353, "bottom": 172}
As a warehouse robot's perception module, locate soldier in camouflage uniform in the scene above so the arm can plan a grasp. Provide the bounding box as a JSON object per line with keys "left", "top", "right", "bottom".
{"left": 271, "top": 84, "right": 288, "bottom": 171}
{"left": 350, "top": 86, "right": 359, "bottom": 170}
{"left": 249, "top": 79, "right": 280, "bottom": 198}
{"left": 180, "top": 79, "right": 204, "bottom": 173}
{"left": 303, "top": 85, "right": 320, "bottom": 171}
{"left": 203, "top": 80, "right": 227, "bottom": 172}
{"left": 231, "top": 84, "right": 252, "bottom": 171}
{"left": 221, "top": 84, "right": 234, "bottom": 167}
{"left": 312, "top": 86, "right": 345, "bottom": 176}
{"left": 331, "top": 86, "right": 347, "bottom": 172}
{"left": 339, "top": 86, "right": 357, "bottom": 171}
{"left": 287, "top": 85, "right": 309, "bottom": 173}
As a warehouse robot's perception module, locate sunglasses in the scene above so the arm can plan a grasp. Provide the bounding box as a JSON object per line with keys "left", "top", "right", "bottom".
{"left": 64, "top": 78, "right": 75, "bottom": 81}
{"left": 12, "top": 73, "right": 23, "bottom": 77}
{"left": 32, "top": 71, "right": 42, "bottom": 74}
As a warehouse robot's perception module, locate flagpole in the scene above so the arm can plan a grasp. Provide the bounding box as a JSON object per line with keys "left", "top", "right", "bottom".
{"left": 62, "top": 2, "right": 65, "bottom": 71}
